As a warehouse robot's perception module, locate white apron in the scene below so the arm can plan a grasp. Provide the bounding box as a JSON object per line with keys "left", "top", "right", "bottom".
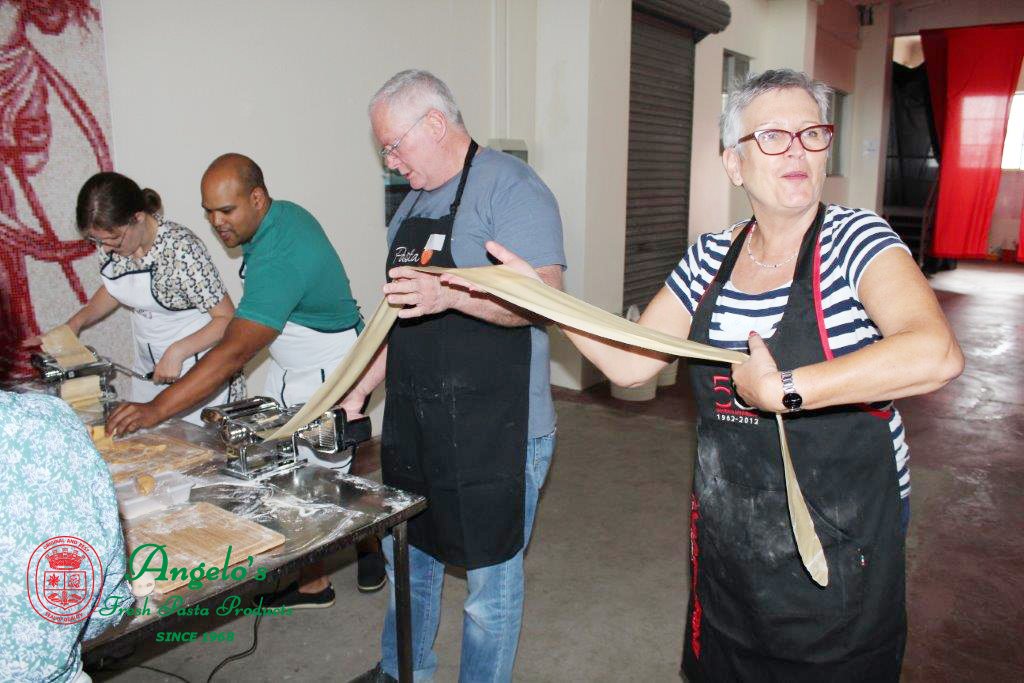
{"left": 265, "top": 321, "right": 358, "bottom": 470}
{"left": 100, "top": 260, "right": 230, "bottom": 425}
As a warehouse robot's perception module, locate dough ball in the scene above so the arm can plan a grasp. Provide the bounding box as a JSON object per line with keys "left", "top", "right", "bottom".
{"left": 135, "top": 474, "right": 157, "bottom": 496}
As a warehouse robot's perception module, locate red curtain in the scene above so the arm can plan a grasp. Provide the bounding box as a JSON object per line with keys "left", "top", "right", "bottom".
{"left": 921, "top": 23, "right": 1024, "bottom": 259}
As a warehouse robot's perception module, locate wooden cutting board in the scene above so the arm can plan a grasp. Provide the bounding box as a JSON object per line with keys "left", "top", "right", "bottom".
{"left": 124, "top": 502, "right": 285, "bottom": 593}
{"left": 94, "top": 433, "right": 219, "bottom": 484}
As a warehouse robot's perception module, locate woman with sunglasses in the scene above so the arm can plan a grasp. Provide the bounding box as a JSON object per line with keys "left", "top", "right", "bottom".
{"left": 31, "top": 172, "right": 241, "bottom": 423}
{"left": 460, "top": 70, "right": 962, "bottom": 679}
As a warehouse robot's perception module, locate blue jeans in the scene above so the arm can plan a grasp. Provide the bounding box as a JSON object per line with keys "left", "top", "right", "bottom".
{"left": 380, "top": 431, "right": 556, "bottom": 682}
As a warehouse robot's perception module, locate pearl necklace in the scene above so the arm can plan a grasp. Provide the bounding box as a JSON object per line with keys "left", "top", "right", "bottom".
{"left": 745, "top": 224, "right": 798, "bottom": 269}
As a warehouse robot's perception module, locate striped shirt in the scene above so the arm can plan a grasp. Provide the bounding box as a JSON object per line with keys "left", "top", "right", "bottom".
{"left": 666, "top": 205, "right": 913, "bottom": 497}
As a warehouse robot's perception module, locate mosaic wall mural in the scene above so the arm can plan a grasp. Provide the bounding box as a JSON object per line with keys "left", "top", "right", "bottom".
{"left": 0, "top": 0, "right": 130, "bottom": 381}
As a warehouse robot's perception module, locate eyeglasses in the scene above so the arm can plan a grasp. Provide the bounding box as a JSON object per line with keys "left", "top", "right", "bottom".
{"left": 378, "top": 113, "right": 427, "bottom": 160}
{"left": 85, "top": 227, "right": 128, "bottom": 251}
{"left": 737, "top": 124, "right": 835, "bottom": 155}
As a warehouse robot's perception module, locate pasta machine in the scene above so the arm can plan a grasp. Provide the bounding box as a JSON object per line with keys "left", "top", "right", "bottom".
{"left": 200, "top": 396, "right": 372, "bottom": 480}
{"left": 28, "top": 347, "right": 152, "bottom": 403}
{"left": 31, "top": 347, "right": 154, "bottom": 382}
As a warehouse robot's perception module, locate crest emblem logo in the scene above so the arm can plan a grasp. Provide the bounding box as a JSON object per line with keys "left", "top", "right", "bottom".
{"left": 26, "top": 536, "right": 102, "bottom": 624}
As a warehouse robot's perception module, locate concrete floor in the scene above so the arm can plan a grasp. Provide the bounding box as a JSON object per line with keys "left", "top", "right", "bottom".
{"left": 92, "top": 262, "right": 1023, "bottom": 682}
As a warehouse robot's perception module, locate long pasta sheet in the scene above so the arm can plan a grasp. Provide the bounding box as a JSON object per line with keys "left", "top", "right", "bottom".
{"left": 261, "top": 296, "right": 401, "bottom": 440}
{"left": 777, "top": 413, "right": 828, "bottom": 586}
{"left": 261, "top": 264, "right": 827, "bottom": 585}
{"left": 416, "top": 265, "right": 747, "bottom": 364}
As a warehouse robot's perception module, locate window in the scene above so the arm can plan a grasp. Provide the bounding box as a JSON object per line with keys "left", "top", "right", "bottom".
{"left": 722, "top": 50, "right": 751, "bottom": 112}
{"left": 1001, "top": 92, "right": 1024, "bottom": 170}
{"left": 827, "top": 89, "right": 847, "bottom": 176}
{"left": 721, "top": 51, "right": 751, "bottom": 153}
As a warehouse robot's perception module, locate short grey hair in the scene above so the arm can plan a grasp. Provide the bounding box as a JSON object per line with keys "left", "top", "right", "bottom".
{"left": 369, "top": 69, "right": 465, "bottom": 129}
{"left": 721, "top": 69, "right": 831, "bottom": 151}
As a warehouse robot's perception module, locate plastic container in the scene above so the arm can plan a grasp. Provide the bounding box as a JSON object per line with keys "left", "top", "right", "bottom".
{"left": 610, "top": 304, "right": 657, "bottom": 401}
{"left": 115, "top": 472, "right": 194, "bottom": 520}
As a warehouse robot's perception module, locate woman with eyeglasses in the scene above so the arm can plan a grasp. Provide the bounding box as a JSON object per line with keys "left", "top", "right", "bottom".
{"left": 29, "top": 171, "right": 242, "bottom": 423}
{"left": 457, "top": 70, "right": 963, "bottom": 679}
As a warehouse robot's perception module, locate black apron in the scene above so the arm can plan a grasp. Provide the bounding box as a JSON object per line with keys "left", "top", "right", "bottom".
{"left": 682, "top": 205, "right": 906, "bottom": 681}
{"left": 382, "top": 141, "right": 532, "bottom": 570}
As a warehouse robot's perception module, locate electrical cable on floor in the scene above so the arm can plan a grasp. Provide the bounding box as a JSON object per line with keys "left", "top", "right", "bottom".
{"left": 93, "top": 576, "right": 281, "bottom": 683}
{"left": 205, "top": 575, "right": 279, "bottom": 682}
{"left": 205, "top": 611, "right": 264, "bottom": 682}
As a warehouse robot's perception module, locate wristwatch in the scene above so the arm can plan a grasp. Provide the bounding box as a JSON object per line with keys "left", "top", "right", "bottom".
{"left": 780, "top": 370, "right": 803, "bottom": 412}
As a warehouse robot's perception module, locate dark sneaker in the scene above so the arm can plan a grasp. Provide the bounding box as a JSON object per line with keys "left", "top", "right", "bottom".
{"left": 347, "top": 663, "right": 397, "bottom": 683}
{"left": 357, "top": 550, "right": 387, "bottom": 593}
{"left": 253, "top": 581, "right": 335, "bottom": 610}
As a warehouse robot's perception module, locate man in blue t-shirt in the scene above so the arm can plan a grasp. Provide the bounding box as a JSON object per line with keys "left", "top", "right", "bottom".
{"left": 346, "top": 70, "right": 566, "bottom": 683}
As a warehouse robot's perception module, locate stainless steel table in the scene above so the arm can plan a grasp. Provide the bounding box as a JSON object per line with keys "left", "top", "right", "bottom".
{"left": 74, "top": 419, "right": 426, "bottom": 683}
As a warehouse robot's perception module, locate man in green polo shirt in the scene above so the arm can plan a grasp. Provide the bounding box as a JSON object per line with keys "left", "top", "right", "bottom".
{"left": 234, "top": 194, "right": 361, "bottom": 335}
{"left": 107, "top": 153, "right": 386, "bottom": 603}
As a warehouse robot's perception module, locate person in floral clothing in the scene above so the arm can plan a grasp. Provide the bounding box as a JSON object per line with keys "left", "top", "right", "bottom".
{"left": 0, "top": 390, "right": 132, "bottom": 682}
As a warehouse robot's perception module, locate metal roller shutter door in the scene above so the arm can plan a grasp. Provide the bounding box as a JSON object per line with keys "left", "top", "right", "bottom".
{"left": 623, "top": 11, "right": 695, "bottom": 310}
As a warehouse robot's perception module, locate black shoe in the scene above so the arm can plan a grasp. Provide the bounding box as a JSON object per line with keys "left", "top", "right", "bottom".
{"left": 357, "top": 550, "right": 387, "bottom": 593}
{"left": 252, "top": 581, "right": 335, "bottom": 610}
{"left": 348, "top": 662, "right": 397, "bottom": 683}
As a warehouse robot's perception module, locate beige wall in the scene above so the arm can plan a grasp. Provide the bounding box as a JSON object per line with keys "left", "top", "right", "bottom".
{"left": 845, "top": 4, "right": 892, "bottom": 213}
{"left": 815, "top": 0, "right": 859, "bottom": 94}
{"left": 816, "top": 0, "right": 856, "bottom": 206}
{"left": 534, "top": 0, "right": 631, "bottom": 389}
{"left": 102, "top": 0, "right": 495, "bottom": 318}
{"left": 765, "top": 0, "right": 818, "bottom": 71}
{"left": 492, "top": 0, "right": 539, "bottom": 147}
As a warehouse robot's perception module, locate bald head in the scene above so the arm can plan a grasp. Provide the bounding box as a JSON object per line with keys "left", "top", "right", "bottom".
{"left": 203, "top": 153, "right": 267, "bottom": 194}
{"left": 201, "top": 153, "right": 271, "bottom": 248}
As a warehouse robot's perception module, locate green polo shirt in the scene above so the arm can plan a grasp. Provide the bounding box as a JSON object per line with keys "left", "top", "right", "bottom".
{"left": 236, "top": 200, "right": 360, "bottom": 332}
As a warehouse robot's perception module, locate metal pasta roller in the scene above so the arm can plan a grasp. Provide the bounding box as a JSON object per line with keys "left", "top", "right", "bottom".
{"left": 31, "top": 348, "right": 154, "bottom": 394}
{"left": 30, "top": 347, "right": 119, "bottom": 401}
{"left": 201, "top": 396, "right": 372, "bottom": 480}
